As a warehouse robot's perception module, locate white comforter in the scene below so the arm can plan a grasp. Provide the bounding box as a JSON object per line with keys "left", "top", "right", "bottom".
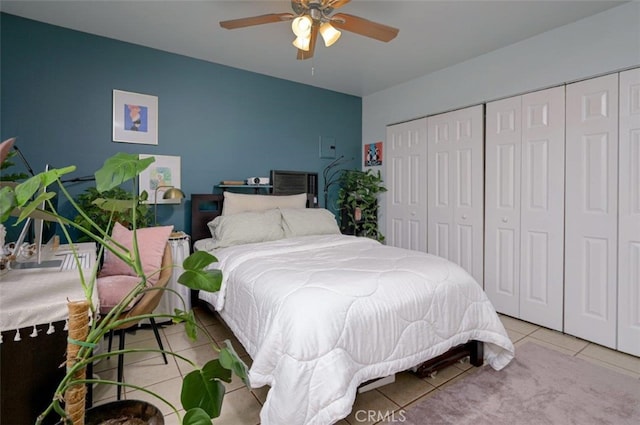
{"left": 197, "top": 234, "right": 514, "bottom": 425}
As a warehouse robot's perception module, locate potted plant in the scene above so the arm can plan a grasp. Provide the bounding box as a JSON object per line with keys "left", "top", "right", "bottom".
{"left": 0, "top": 137, "right": 29, "bottom": 254}
{"left": 336, "top": 169, "right": 387, "bottom": 242}
{"left": 0, "top": 152, "right": 248, "bottom": 425}
{"left": 0, "top": 147, "right": 29, "bottom": 183}
{"left": 72, "top": 186, "right": 153, "bottom": 242}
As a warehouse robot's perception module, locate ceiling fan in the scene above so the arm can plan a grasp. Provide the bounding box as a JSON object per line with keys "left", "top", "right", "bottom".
{"left": 219, "top": 0, "right": 399, "bottom": 60}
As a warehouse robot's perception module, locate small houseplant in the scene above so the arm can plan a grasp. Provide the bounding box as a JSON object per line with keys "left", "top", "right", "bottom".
{"left": 336, "top": 169, "right": 387, "bottom": 242}
{"left": 0, "top": 152, "right": 248, "bottom": 425}
{"left": 0, "top": 148, "right": 29, "bottom": 183}
{"left": 0, "top": 138, "right": 29, "bottom": 249}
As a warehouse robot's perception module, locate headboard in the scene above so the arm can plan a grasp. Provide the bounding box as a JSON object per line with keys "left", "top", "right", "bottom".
{"left": 190, "top": 194, "right": 224, "bottom": 244}
{"left": 190, "top": 193, "right": 316, "bottom": 244}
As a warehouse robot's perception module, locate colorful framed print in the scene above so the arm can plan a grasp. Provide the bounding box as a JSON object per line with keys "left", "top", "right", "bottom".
{"left": 364, "top": 142, "right": 383, "bottom": 167}
{"left": 113, "top": 90, "right": 158, "bottom": 145}
{"left": 138, "top": 154, "right": 181, "bottom": 204}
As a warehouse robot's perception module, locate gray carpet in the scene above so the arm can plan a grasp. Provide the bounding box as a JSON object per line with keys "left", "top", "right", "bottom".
{"left": 403, "top": 342, "right": 640, "bottom": 425}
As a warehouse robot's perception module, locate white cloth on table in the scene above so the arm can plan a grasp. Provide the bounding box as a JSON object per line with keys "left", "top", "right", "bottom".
{"left": 0, "top": 243, "right": 97, "bottom": 340}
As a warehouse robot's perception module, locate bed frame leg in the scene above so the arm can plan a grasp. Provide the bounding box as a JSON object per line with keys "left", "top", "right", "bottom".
{"left": 467, "top": 340, "right": 483, "bottom": 367}
{"left": 413, "top": 340, "right": 484, "bottom": 378}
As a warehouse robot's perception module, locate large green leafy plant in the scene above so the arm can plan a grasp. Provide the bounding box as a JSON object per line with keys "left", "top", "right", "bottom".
{"left": 0, "top": 153, "right": 248, "bottom": 425}
{"left": 336, "top": 169, "right": 387, "bottom": 242}
{"left": 73, "top": 186, "right": 152, "bottom": 242}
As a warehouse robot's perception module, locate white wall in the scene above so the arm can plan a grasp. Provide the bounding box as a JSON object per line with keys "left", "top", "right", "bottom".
{"left": 363, "top": 1, "right": 640, "bottom": 236}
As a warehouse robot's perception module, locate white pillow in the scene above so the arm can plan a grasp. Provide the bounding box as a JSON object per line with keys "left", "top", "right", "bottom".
{"left": 207, "top": 209, "right": 284, "bottom": 248}
{"left": 222, "top": 192, "right": 307, "bottom": 216}
{"left": 280, "top": 208, "right": 341, "bottom": 237}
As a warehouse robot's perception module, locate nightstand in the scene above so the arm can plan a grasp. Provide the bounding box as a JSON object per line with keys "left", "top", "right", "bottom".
{"left": 154, "top": 232, "right": 191, "bottom": 319}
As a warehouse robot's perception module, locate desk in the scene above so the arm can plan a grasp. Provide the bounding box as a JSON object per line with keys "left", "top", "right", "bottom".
{"left": 0, "top": 242, "right": 98, "bottom": 333}
{"left": 0, "top": 243, "right": 97, "bottom": 425}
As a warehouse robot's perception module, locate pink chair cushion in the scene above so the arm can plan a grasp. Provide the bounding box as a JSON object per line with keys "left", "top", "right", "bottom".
{"left": 99, "top": 223, "right": 173, "bottom": 286}
{"left": 97, "top": 275, "right": 143, "bottom": 314}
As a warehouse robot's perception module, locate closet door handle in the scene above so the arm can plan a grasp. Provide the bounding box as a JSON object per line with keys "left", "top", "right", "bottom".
{"left": 461, "top": 214, "right": 468, "bottom": 220}
{"left": 502, "top": 217, "right": 508, "bottom": 223}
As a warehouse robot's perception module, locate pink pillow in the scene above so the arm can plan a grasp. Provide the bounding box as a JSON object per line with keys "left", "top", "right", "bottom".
{"left": 99, "top": 223, "right": 173, "bottom": 286}
{"left": 97, "top": 275, "right": 143, "bottom": 314}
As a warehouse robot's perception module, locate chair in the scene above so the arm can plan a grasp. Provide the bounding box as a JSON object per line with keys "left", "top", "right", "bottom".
{"left": 103, "top": 243, "right": 173, "bottom": 400}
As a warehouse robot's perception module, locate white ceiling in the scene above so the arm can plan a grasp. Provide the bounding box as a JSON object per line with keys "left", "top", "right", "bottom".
{"left": 0, "top": 0, "right": 625, "bottom": 97}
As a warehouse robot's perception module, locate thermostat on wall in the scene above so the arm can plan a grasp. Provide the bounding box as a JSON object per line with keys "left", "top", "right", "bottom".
{"left": 247, "top": 177, "right": 270, "bottom": 185}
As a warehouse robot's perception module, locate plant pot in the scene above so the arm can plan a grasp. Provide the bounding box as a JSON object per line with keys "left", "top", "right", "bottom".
{"left": 84, "top": 400, "right": 163, "bottom": 425}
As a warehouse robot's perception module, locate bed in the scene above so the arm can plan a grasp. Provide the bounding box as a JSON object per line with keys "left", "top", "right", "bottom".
{"left": 190, "top": 192, "right": 514, "bottom": 425}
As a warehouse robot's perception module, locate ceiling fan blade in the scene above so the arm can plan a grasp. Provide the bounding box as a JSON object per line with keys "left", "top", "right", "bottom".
{"left": 297, "top": 22, "right": 319, "bottom": 60}
{"left": 220, "top": 13, "right": 294, "bottom": 30}
{"left": 324, "top": 0, "right": 351, "bottom": 9}
{"left": 331, "top": 13, "right": 399, "bottom": 42}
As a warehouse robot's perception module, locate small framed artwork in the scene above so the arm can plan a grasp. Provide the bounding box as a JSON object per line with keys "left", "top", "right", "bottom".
{"left": 113, "top": 90, "right": 158, "bottom": 145}
{"left": 364, "top": 141, "right": 383, "bottom": 167}
{"left": 139, "top": 154, "right": 181, "bottom": 204}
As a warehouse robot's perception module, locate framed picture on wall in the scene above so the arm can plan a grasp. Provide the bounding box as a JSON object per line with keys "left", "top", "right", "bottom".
{"left": 364, "top": 141, "right": 383, "bottom": 167}
{"left": 138, "top": 154, "right": 181, "bottom": 204}
{"left": 112, "top": 89, "right": 158, "bottom": 145}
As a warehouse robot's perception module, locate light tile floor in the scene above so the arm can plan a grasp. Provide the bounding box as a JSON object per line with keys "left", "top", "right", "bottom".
{"left": 92, "top": 306, "right": 640, "bottom": 425}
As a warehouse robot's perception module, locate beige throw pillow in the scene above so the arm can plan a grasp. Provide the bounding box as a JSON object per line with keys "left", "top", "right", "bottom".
{"left": 222, "top": 192, "right": 307, "bottom": 215}
{"left": 280, "top": 208, "right": 341, "bottom": 238}
{"left": 208, "top": 208, "right": 284, "bottom": 248}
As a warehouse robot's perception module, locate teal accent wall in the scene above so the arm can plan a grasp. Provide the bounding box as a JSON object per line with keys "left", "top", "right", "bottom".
{"left": 1, "top": 13, "right": 361, "bottom": 236}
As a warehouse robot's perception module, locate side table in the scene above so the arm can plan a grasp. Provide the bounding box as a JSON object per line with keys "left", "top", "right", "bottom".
{"left": 155, "top": 232, "right": 191, "bottom": 319}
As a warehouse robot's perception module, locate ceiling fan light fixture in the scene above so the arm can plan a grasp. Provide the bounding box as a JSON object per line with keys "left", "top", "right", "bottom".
{"left": 319, "top": 22, "right": 341, "bottom": 47}
{"left": 291, "top": 15, "right": 312, "bottom": 37}
{"left": 292, "top": 35, "right": 311, "bottom": 51}
{"left": 219, "top": 0, "right": 399, "bottom": 60}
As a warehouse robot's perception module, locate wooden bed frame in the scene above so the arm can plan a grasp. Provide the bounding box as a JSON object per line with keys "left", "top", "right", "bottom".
{"left": 189, "top": 193, "right": 484, "bottom": 378}
{"left": 190, "top": 194, "right": 224, "bottom": 244}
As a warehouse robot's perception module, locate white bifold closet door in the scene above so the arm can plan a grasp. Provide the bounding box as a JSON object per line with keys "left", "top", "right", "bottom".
{"left": 427, "top": 105, "right": 484, "bottom": 285}
{"left": 485, "top": 86, "right": 565, "bottom": 331}
{"left": 565, "top": 73, "right": 619, "bottom": 348}
{"left": 618, "top": 68, "right": 640, "bottom": 356}
{"left": 385, "top": 118, "right": 428, "bottom": 252}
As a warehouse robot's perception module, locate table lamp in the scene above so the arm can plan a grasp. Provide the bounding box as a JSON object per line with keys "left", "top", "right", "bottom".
{"left": 154, "top": 185, "right": 185, "bottom": 225}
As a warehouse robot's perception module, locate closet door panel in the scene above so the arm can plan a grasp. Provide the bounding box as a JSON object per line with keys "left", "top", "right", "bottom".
{"left": 454, "top": 145, "right": 475, "bottom": 272}
{"left": 386, "top": 118, "right": 428, "bottom": 251}
{"left": 519, "top": 86, "right": 565, "bottom": 331}
{"left": 433, "top": 148, "right": 451, "bottom": 259}
{"left": 485, "top": 97, "right": 521, "bottom": 315}
{"left": 618, "top": 68, "right": 640, "bottom": 356}
{"left": 428, "top": 105, "right": 484, "bottom": 285}
{"left": 428, "top": 117, "right": 454, "bottom": 261}
{"left": 452, "top": 107, "right": 484, "bottom": 284}
{"left": 565, "top": 74, "right": 618, "bottom": 348}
